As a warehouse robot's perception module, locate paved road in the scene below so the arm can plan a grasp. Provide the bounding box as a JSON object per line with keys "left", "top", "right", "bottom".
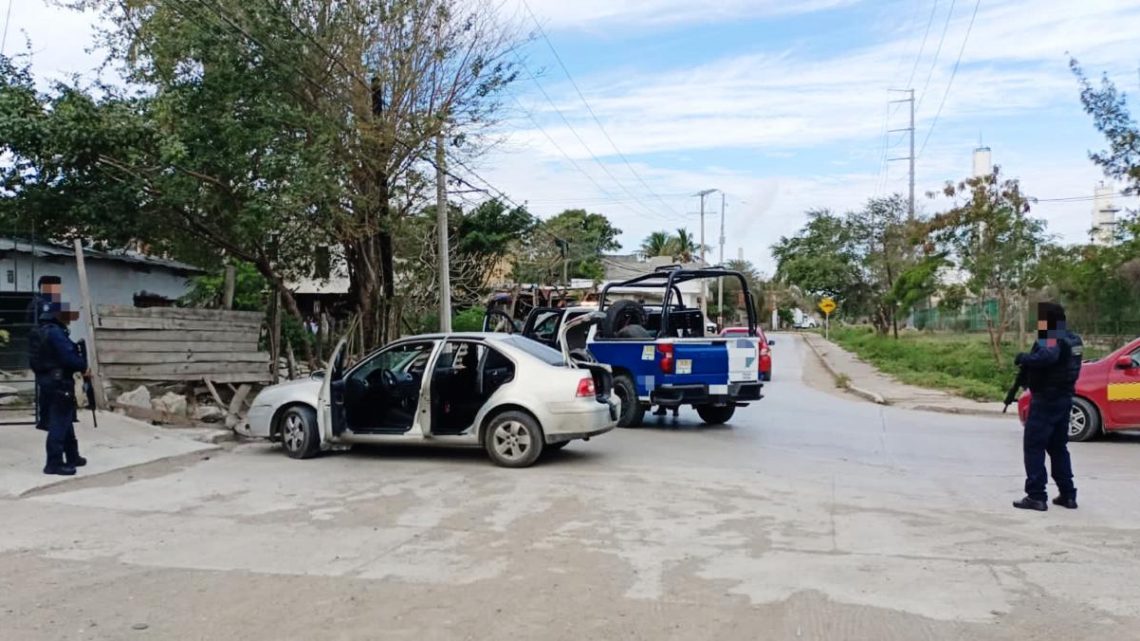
{"left": 3, "top": 335, "right": 1139, "bottom": 640}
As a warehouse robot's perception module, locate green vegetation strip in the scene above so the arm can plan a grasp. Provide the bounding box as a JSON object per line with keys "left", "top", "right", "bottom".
{"left": 827, "top": 327, "right": 1020, "bottom": 402}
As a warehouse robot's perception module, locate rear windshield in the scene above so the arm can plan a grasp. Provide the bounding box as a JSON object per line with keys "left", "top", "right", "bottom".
{"left": 499, "top": 336, "right": 565, "bottom": 366}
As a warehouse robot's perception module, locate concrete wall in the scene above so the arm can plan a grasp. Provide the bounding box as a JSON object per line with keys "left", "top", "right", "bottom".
{"left": 0, "top": 254, "right": 194, "bottom": 343}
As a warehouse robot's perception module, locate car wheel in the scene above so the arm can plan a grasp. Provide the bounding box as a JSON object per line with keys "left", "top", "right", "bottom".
{"left": 1068, "top": 397, "right": 1101, "bottom": 442}
{"left": 484, "top": 411, "right": 545, "bottom": 468}
{"left": 696, "top": 404, "right": 736, "bottom": 425}
{"left": 613, "top": 375, "right": 645, "bottom": 428}
{"left": 280, "top": 405, "right": 321, "bottom": 459}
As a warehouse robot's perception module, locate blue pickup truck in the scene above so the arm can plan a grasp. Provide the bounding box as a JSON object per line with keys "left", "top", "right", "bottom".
{"left": 487, "top": 267, "right": 764, "bottom": 427}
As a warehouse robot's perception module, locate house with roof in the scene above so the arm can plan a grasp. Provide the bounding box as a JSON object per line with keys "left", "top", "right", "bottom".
{"left": 0, "top": 237, "right": 204, "bottom": 376}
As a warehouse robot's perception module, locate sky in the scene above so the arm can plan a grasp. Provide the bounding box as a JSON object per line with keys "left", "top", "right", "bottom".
{"left": 6, "top": 0, "right": 1140, "bottom": 275}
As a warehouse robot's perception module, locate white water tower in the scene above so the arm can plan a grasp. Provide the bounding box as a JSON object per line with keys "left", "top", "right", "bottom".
{"left": 1092, "top": 181, "right": 1119, "bottom": 246}
{"left": 972, "top": 144, "right": 992, "bottom": 178}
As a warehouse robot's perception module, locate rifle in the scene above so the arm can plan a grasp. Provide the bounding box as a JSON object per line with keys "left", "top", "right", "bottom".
{"left": 76, "top": 339, "right": 98, "bottom": 428}
{"left": 1003, "top": 366, "right": 1026, "bottom": 414}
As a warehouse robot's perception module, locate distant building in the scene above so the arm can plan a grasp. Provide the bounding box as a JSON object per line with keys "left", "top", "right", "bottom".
{"left": 1091, "top": 181, "right": 1119, "bottom": 246}
{"left": 601, "top": 254, "right": 708, "bottom": 311}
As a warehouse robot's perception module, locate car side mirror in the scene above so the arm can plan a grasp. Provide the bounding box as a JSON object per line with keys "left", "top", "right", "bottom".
{"left": 1116, "top": 355, "right": 1136, "bottom": 370}
{"left": 767, "top": 339, "right": 775, "bottom": 345}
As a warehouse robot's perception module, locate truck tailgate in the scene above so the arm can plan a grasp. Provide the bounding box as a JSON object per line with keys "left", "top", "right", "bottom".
{"left": 723, "top": 337, "right": 760, "bottom": 383}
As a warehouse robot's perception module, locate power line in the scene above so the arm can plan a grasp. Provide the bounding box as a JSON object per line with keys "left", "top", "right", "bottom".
{"left": 1, "top": 0, "right": 13, "bottom": 55}
{"left": 917, "top": 0, "right": 957, "bottom": 112}
{"left": 906, "top": 0, "right": 939, "bottom": 88}
{"left": 514, "top": 54, "right": 675, "bottom": 222}
{"left": 520, "top": 0, "right": 686, "bottom": 220}
{"left": 511, "top": 94, "right": 652, "bottom": 220}
{"left": 918, "top": 0, "right": 982, "bottom": 159}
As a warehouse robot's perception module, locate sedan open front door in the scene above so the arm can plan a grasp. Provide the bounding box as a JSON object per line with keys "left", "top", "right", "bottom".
{"left": 318, "top": 338, "right": 349, "bottom": 442}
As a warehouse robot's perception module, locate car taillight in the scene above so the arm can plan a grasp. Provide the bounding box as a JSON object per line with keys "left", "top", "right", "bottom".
{"left": 657, "top": 342, "right": 675, "bottom": 374}
{"left": 576, "top": 377, "right": 596, "bottom": 397}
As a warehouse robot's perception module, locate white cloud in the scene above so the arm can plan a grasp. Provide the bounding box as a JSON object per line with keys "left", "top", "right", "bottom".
{"left": 514, "top": 0, "right": 862, "bottom": 31}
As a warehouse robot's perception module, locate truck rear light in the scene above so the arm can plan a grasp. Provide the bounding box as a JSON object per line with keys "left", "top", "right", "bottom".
{"left": 576, "top": 377, "right": 596, "bottom": 397}
{"left": 657, "top": 342, "right": 675, "bottom": 374}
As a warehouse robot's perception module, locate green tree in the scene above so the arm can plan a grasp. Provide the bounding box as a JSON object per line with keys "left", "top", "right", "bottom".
{"left": 772, "top": 210, "right": 864, "bottom": 314}
{"left": 640, "top": 231, "right": 674, "bottom": 257}
{"left": 673, "top": 228, "right": 701, "bottom": 263}
{"left": 513, "top": 209, "right": 622, "bottom": 284}
{"left": 925, "top": 167, "right": 1046, "bottom": 365}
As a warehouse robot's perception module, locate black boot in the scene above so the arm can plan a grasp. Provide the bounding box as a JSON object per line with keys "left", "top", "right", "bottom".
{"left": 67, "top": 456, "right": 87, "bottom": 468}
{"left": 1052, "top": 496, "right": 1078, "bottom": 510}
{"left": 43, "top": 464, "right": 77, "bottom": 476}
{"left": 1012, "top": 496, "right": 1047, "bottom": 511}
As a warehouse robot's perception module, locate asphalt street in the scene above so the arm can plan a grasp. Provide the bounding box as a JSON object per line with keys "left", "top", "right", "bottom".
{"left": 3, "top": 334, "right": 1140, "bottom": 640}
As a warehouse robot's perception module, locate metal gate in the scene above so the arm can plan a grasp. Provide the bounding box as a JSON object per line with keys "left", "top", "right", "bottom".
{"left": 0, "top": 232, "right": 43, "bottom": 426}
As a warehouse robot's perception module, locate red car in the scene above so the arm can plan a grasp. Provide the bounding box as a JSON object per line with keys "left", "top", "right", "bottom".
{"left": 721, "top": 327, "right": 773, "bottom": 381}
{"left": 1018, "top": 337, "right": 1140, "bottom": 441}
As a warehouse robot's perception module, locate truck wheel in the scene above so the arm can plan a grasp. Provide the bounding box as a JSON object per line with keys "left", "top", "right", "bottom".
{"left": 614, "top": 375, "right": 645, "bottom": 428}
{"left": 603, "top": 300, "right": 647, "bottom": 338}
{"left": 696, "top": 404, "right": 736, "bottom": 425}
{"left": 1068, "top": 397, "right": 1101, "bottom": 442}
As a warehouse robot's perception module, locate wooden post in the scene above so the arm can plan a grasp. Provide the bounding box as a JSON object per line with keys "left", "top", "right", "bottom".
{"left": 269, "top": 289, "right": 281, "bottom": 383}
{"left": 222, "top": 262, "right": 236, "bottom": 310}
{"left": 73, "top": 239, "right": 108, "bottom": 408}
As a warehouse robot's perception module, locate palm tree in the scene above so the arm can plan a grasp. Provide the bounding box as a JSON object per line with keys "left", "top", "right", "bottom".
{"left": 640, "top": 230, "right": 675, "bottom": 258}
{"left": 673, "top": 228, "right": 700, "bottom": 263}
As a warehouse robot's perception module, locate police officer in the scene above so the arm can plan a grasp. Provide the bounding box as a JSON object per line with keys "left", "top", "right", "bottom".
{"left": 27, "top": 275, "right": 64, "bottom": 432}
{"left": 31, "top": 295, "right": 89, "bottom": 476}
{"left": 1012, "top": 302, "right": 1082, "bottom": 511}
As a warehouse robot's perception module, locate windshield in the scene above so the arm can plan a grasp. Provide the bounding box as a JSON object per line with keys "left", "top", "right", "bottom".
{"left": 500, "top": 335, "right": 565, "bottom": 366}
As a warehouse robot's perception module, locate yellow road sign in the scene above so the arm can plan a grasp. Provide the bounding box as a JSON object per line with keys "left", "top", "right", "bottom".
{"left": 818, "top": 298, "right": 836, "bottom": 315}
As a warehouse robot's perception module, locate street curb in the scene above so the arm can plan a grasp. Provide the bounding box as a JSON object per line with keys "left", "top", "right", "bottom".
{"left": 904, "top": 404, "right": 1011, "bottom": 418}
{"left": 801, "top": 335, "right": 888, "bottom": 405}
{"left": 17, "top": 446, "right": 221, "bottom": 499}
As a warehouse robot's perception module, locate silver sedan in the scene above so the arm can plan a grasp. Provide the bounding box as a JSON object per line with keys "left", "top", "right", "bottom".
{"left": 238, "top": 331, "right": 618, "bottom": 467}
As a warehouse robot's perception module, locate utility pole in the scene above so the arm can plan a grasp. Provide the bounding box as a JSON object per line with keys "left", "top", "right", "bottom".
{"left": 888, "top": 89, "right": 915, "bottom": 220}
{"left": 717, "top": 192, "right": 726, "bottom": 328}
{"left": 435, "top": 131, "right": 452, "bottom": 332}
{"left": 695, "top": 189, "right": 717, "bottom": 322}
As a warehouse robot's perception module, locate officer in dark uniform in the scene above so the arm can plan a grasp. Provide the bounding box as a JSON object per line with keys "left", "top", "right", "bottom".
{"left": 1012, "top": 302, "right": 1082, "bottom": 511}
{"left": 27, "top": 275, "right": 63, "bottom": 431}
{"left": 32, "top": 298, "right": 89, "bottom": 476}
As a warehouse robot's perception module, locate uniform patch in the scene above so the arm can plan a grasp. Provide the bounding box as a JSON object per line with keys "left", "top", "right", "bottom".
{"left": 1107, "top": 382, "right": 1140, "bottom": 401}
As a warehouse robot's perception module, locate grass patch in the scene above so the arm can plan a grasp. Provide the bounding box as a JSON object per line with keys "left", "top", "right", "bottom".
{"left": 834, "top": 373, "right": 851, "bottom": 389}
{"left": 828, "top": 327, "right": 1020, "bottom": 402}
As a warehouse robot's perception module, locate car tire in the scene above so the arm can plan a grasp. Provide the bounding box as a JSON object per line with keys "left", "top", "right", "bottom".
{"left": 280, "top": 405, "right": 321, "bottom": 459}
{"left": 696, "top": 404, "right": 736, "bottom": 425}
{"left": 603, "top": 300, "right": 647, "bottom": 338}
{"left": 484, "top": 411, "right": 545, "bottom": 468}
{"left": 1069, "top": 397, "right": 1101, "bottom": 442}
{"left": 613, "top": 375, "right": 645, "bottom": 428}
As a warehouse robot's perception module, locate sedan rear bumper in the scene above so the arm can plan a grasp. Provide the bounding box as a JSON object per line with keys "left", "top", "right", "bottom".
{"left": 544, "top": 398, "right": 618, "bottom": 442}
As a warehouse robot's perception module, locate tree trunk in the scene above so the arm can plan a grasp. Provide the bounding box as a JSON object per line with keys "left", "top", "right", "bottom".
{"left": 252, "top": 257, "right": 316, "bottom": 368}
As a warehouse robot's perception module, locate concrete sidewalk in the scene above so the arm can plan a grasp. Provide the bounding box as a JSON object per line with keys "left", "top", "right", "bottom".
{"left": 1, "top": 411, "right": 219, "bottom": 498}
{"left": 800, "top": 332, "right": 1011, "bottom": 417}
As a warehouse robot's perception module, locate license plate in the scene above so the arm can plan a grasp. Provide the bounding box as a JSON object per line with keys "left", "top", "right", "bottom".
{"left": 676, "top": 359, "right": 692, "bottom": 374}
